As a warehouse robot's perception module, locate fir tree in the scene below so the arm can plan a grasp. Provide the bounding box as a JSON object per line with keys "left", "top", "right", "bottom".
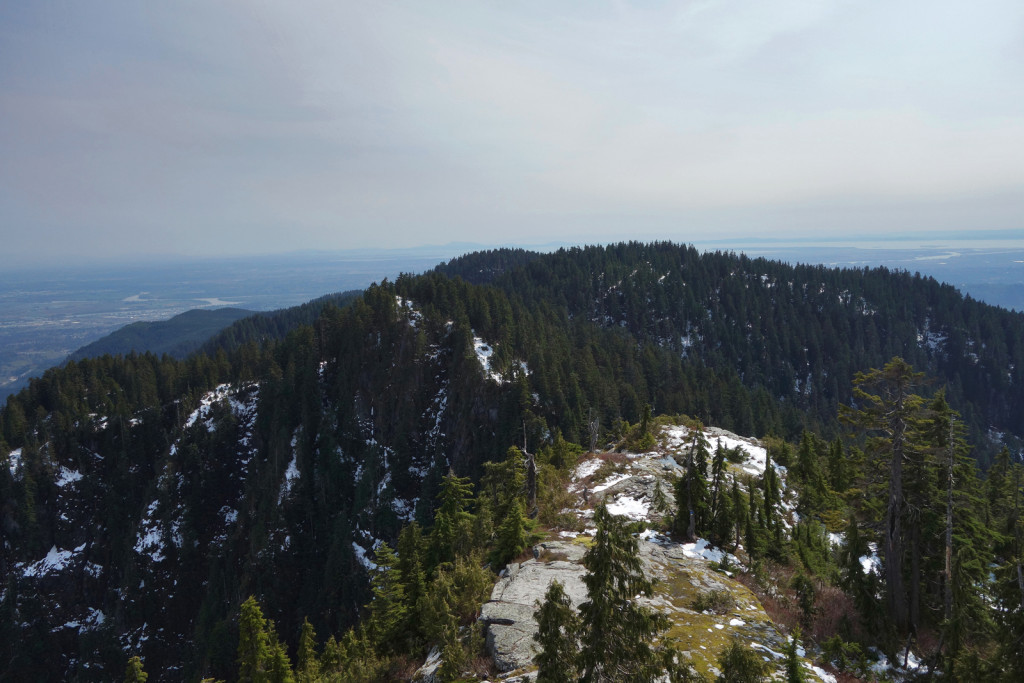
{"left": 709, "top": 440, "right": 728, "bottom": 535}
{"left": 237, "top": 596, "right": 272, "bottom": 683}
{"left": 840, "top": 357, "right": 926, "bottom": 636}
{"left": 367, "top": 542, "right": 408, "bottom": 654}
{"left": 265, "top": 627, "right": 294, "bottom": 683}
{"left": 783, "top": 629, "right": 807, "bottom": 683}
{"left": 578, "top": 503, "right": 670, "bottom": 682}
{"left": 491, "top": 498, "right": 531, "bottom": 568}
{"left": 124, "top": 655, "right": 148, "bottom": 683}
{"left": 396, "top": 522, "right": 428, "bottom": 643}
{"left": 430, "top": 472, "right": 476, "bottom": 566}
{"left": 715, "top": 639, "right": 769, "bottom": 682}
{"left": 676, "top": 424, "right": 710, "bottom": 541}
{"left": 534, "top": 580, "right": 581, "bottom": 682}
{"left": 295, "top": 618, "right": 319, "bottom": 683}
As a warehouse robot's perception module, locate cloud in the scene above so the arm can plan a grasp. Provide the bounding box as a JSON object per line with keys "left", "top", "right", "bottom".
{"left": 1, "top": 0, "right": 1023, "bottom": 264}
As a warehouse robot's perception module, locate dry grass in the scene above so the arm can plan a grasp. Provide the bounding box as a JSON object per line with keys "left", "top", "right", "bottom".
{"left": 537, "top": 548, "right": 571, "bottom": 563}
{"left": 598, "top": 452, "right": 630, "bottom": 466}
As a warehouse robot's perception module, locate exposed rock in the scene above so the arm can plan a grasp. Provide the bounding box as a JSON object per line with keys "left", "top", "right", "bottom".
{"left": 480, "top": 429, "right": 835, "bottom": 682}
{"left": 480, "top": 541, "right": 587, "bottom": 671}
{"left": 412, "top": 646, "right": 441, "bottom": 682}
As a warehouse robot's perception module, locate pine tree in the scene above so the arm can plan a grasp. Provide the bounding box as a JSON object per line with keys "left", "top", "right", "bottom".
{"left": 731, "top": 480, "right": 745, "bottom": 550}
{"left": 783, "top": 629, "right": 807, "bottom": 683}
{"left": 840, "top": 357, "right": 925, "bottom": 636}
{"left": 534, "top": 580, "right": 581, "bottom": 682}
{"left": 709, "top": 440, "right": 728, "bottom": 535}
{"left": 295, "top": 618, "right": 320, "bottom": 683}
{"left": 237, "top": 596, "right": 272, "bottom": 683}
{"left": 826, "top": 438, "right": 850, "bottom": 494}
{"left": 396, "top": 522, "right": 428, "bottom": 643}
{"left": 124, "top": 655, "right": 148, "bottom": 683}
{"left": 266, "top": 626, "right": 295, "bottom": 683}
{"left": 925, "top": 393, "right": 994, "bottom": 666}
{"left": 367, "top": 542, "right": 408, "bottom": 654}
{"left": 430, "top": 472, "right": 476, "bottom": 566}
{"left": 491, "top": 498, "right": 531, "bottom": 568}
{"left": 715, "top": 639, "right": 769, "bottom": 682}
{"left": 676, "top": 424, "right": 710, "bottom": 541}
{"left": 578, "top": 504, "right": 670, "bottom": 682}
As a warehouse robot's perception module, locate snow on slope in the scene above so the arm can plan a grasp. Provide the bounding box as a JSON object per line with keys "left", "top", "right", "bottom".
{"left": 489, "top": 424, "right": 837, "bottom": 681}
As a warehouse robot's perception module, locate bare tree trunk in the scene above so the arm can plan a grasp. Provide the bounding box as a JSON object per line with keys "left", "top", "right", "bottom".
{"left": 526, "top": 452, "right": 538, "bottom": 518}
{"left": 588, "top": 407, "right": 599, "bottom": 454}
{"left": 910, "top": 519, "right": 921, "bottom": 634}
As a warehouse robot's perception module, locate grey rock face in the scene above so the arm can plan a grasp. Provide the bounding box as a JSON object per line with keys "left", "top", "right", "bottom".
{"left": 480, "top": 541, "right": 587, "bottom": 672}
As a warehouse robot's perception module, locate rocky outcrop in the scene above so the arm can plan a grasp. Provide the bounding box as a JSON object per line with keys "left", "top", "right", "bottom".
{"left": 478, "top": 427, "right": 836, "bottom": 682}
{"left": 479, "top": 541, "right": 587, "bottom": 671}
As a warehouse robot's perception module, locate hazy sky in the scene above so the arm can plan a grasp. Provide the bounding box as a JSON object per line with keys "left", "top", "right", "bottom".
{"left": 3, "top": 1, "right": 1023, "bottom": 265}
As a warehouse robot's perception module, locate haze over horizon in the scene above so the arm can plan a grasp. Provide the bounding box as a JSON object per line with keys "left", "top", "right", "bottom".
{"left": 3, "top": 1, "right": 1023, "bottom": 267}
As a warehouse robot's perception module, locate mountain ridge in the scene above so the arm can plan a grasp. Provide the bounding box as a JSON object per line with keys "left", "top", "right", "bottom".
{"left": 2, "top": 242, "right": 1023, "bottom": 680}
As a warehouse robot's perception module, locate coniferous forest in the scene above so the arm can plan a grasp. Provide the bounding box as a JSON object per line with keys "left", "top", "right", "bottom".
{"left": 3, "top": 242, "right": 1024, "bottom": 681}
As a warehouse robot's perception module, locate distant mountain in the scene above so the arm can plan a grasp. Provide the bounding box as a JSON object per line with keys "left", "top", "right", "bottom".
{"left": 66, "top": 308, "right": 254, "bottom": 362}
{"left": 5, "top": 242, "right": 1024, "bottom": 680}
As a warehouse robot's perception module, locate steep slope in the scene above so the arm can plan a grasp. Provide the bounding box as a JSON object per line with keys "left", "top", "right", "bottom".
{"left": 442, "top": 243, "right": 1024, "bottom": 458}
{"left": 3, "top": 242, "right": 1023, "bottom": 680}
{"left": 66, "top": 308, "right": 254, "bottom": 362}
{"left": 476, "top": 422, "right": 921, "bottom": 682}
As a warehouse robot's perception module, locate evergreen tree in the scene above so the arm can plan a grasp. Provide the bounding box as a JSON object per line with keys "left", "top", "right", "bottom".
{"left": 295, "top": 618, "right": 319, "bottom": 683}
{"left": 238, "top": 596, "right": 272, "bottom": 683}
{"left": 124, "top": 655, "right": 148, "bottom": 683}
{"left": 265, "top": 627, "right": 295, "bottom": 683}
{"left": 366, "top": 542, "right": 408, "bottom": 654}
{"left": 709, "top": 440, "right": 728, "bottom": 538}
{"left": 534, "top": 580, "right": 581, "bottom": 682}
{"left": 840, "top": 357, "right": 925, "bottom": 636}
{"left": 578, "top": 504, "right": 670, "bottom": 682}
{"left": 396, "top": 522, "right": 428, "bottom": 643}
{"left": 783, "top": 629, "right": 807, "bottom": 683}
{"left": 676, "top": 424, "right": 710, "bottom": 541}
{"left": 826, "top": 438, "right": 850, "bottom": 494}
{"left": 491, "top": 498, "right": 532, "bottom": 568}
{"left": 715, "top": 639, "right": 769, "bottom": 682}
{"left": 430, "top": 472, "right": 476, "bottom": 566}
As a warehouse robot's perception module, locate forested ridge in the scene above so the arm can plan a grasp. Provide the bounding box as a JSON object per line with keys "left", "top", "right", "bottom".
{"left": 2, "top": 242, "right": 1023, "bottom": 681}
{"left": 439, "top": 243, "right": 1024, "bottom": 460}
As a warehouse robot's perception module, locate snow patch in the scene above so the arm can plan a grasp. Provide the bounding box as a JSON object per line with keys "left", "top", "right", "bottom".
{"left": 352, "top": 542, "right": 378, "bottom": 571}
{"left": 680, "top": 538, "right": 734, "bottom": 565}
{"left": 396, "top": 296, "right": 423, "bottom": 327}
{"left": 473, "top": 335, "right": 503, "bottom": 382}
{"left": 666, "top": 425, "right": 770, "bottom": 475}
{"left": 572, "top": 458, "right": 602, "bottom": 481}
{"left": 134, "top": 500, "right": 166, "bottom": 563}
{"left": 278, "top": 454, "right": 300, "bottom": 503}
{"left": 592, "top": 472, "right": 631, "bottom": 493}
{"left": 859, "top": 543, "right": 881, "bottom": 576}
{"left": 21, "top": 544, "right": 85, "bottom": 577}
{"left": 605, "top": 495, "right": 649, "bottom": 520}
{"left": 55, "top": 466, "right": 84, "bottom": 488}
{"left": 6, "top": 448, "right": 22, "bottom": 478}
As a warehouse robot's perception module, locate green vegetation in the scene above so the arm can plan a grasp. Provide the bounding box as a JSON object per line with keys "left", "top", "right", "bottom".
{"left": 534, "top": 503, "right": 700, "bottom": 682}
{"left": 4, "top": 243, "right": 1024, "bottom": 680}
{"left": 67, "top": 308, "right": 254, "bottom": 362}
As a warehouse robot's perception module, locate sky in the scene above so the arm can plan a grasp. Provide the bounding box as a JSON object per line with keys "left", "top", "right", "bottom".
{"left": 2, "top": 1, "right": 1023, "bottom": 266}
